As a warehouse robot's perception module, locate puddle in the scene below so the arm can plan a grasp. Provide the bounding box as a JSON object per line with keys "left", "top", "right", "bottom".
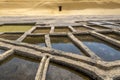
{"left": 0, "top": 49, "right": 5, "bottom": 54}
{"left": 75, "top": 34, "right": 120, "bottom": 61}
{"left": 46, "top": 63, "right": 91, "bottom": 80}
{"left": 89, "top": 25, "right": 109, "bottom": 29}
{"left": 23, "top": 35, "right": 46, "bottom": 47}
{"left": 0, "top": 33, "right": 23, "bottom": 40}
{"left": 32, "top": 27, "right": 51, "bottom": 33}
{"left": 73, "top": 26, "right": 92, "bottom": 31}
{"left": 101, "top": 32, "right": 120, "bottom": 41}
{"left": 0, "top": 24, "right": 33, "bottom": 32}
{"left": 54, "top": 27, "right": 71, "bottom": 32}
{"left": 50, "top": 36, "right": 82, "bottom": 55}
{"left": 0, "top": 55, "right": 39, "bottom": 80}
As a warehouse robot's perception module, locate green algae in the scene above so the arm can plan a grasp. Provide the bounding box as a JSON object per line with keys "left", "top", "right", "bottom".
{"left": 0, "top": 25, "right": 33, "bottom": 32}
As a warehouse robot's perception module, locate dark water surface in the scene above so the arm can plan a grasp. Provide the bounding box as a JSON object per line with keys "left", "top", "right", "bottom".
{"left": 0, "top": 49, "right": 5, "bottom": 54}
{"left": 76, "top": 34, "right": 120, "bottom": 61}
{"left": 51, "top": 36, "right": 82, "bottom": 55}
{"left": 46, "top": 63, "right": 91, "bottom": 80}
{"left": 0, "top": 55, "right": 39, "bottom": 80}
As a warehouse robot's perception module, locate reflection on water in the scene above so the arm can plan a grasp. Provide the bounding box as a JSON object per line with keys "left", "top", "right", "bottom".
{"left": 32, "top": 27, "right": 51, "bottom": 33}
{"left": 0, "top": 25, "right": 33, "bottom": 32}
{"left": 89, "top": 25, "right": 109, "bottom": 29}
{"left": 54, "top": 27, "right": 71, "bottom": 32}
{"left": 73, "top": 26, "right": 92, "bottom": 32}
{"left": 51, "top": 36, "right": 82, "bottom": 55}
{"left": 76, "top": 34, "right": 120, "bottom": 61}
{"left": 101, "top": 32, "right": 120, "bottom": 41}
{"left": 23, "top": 36, "right": 46, "bottom": 47}
{"left": 0, "top": 55, "right": 39, "bottom": 80}
{"left": 0, "top": 49, "right": 5, "bottom": 54}
{"left": 0, "top": 33, "right": 23, "bottom": 40}
{"left": 46, "top": 63, "right": 91, "bottom": 80}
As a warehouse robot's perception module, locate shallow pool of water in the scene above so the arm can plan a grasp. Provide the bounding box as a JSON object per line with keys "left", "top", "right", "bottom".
{"left": 51, "top": 36, "right": 82, "bottom": 55}
{"left": 32, "top": 27, "right": 51, "bottom": 33}
{"left": 54, "top": 27, "right": 71, "bottom": 32}
{"left": 0, "top": 33, "right": 23, "bottom": 40}
{"left": 0, "top": 55, "right": 39, "bottom": 80}
{"left": 101, "top": 32, "right": 120, "bottom": 41}
{"left": 46, "top": 63, "right": 91, "bottom": 80}
{"left": 0, "top": 24, "right": 33, "bottom": 32}
{"left": 0, "top": 49, "right": 5, "bottom": 54}
{"left": 76, "top": 34, "right": 120, "bottom": 61}
{"left": 23, "top": 35, "right": 46, "bottom": 47}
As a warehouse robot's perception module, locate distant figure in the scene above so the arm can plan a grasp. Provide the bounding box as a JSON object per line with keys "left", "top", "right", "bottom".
{"left": 58, "top": 6, "right": 62, "bottom": 11}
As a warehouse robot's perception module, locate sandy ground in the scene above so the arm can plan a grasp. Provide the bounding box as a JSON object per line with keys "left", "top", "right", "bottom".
{"left": 0, "top": 0, "right": 120, "bottom": 16}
